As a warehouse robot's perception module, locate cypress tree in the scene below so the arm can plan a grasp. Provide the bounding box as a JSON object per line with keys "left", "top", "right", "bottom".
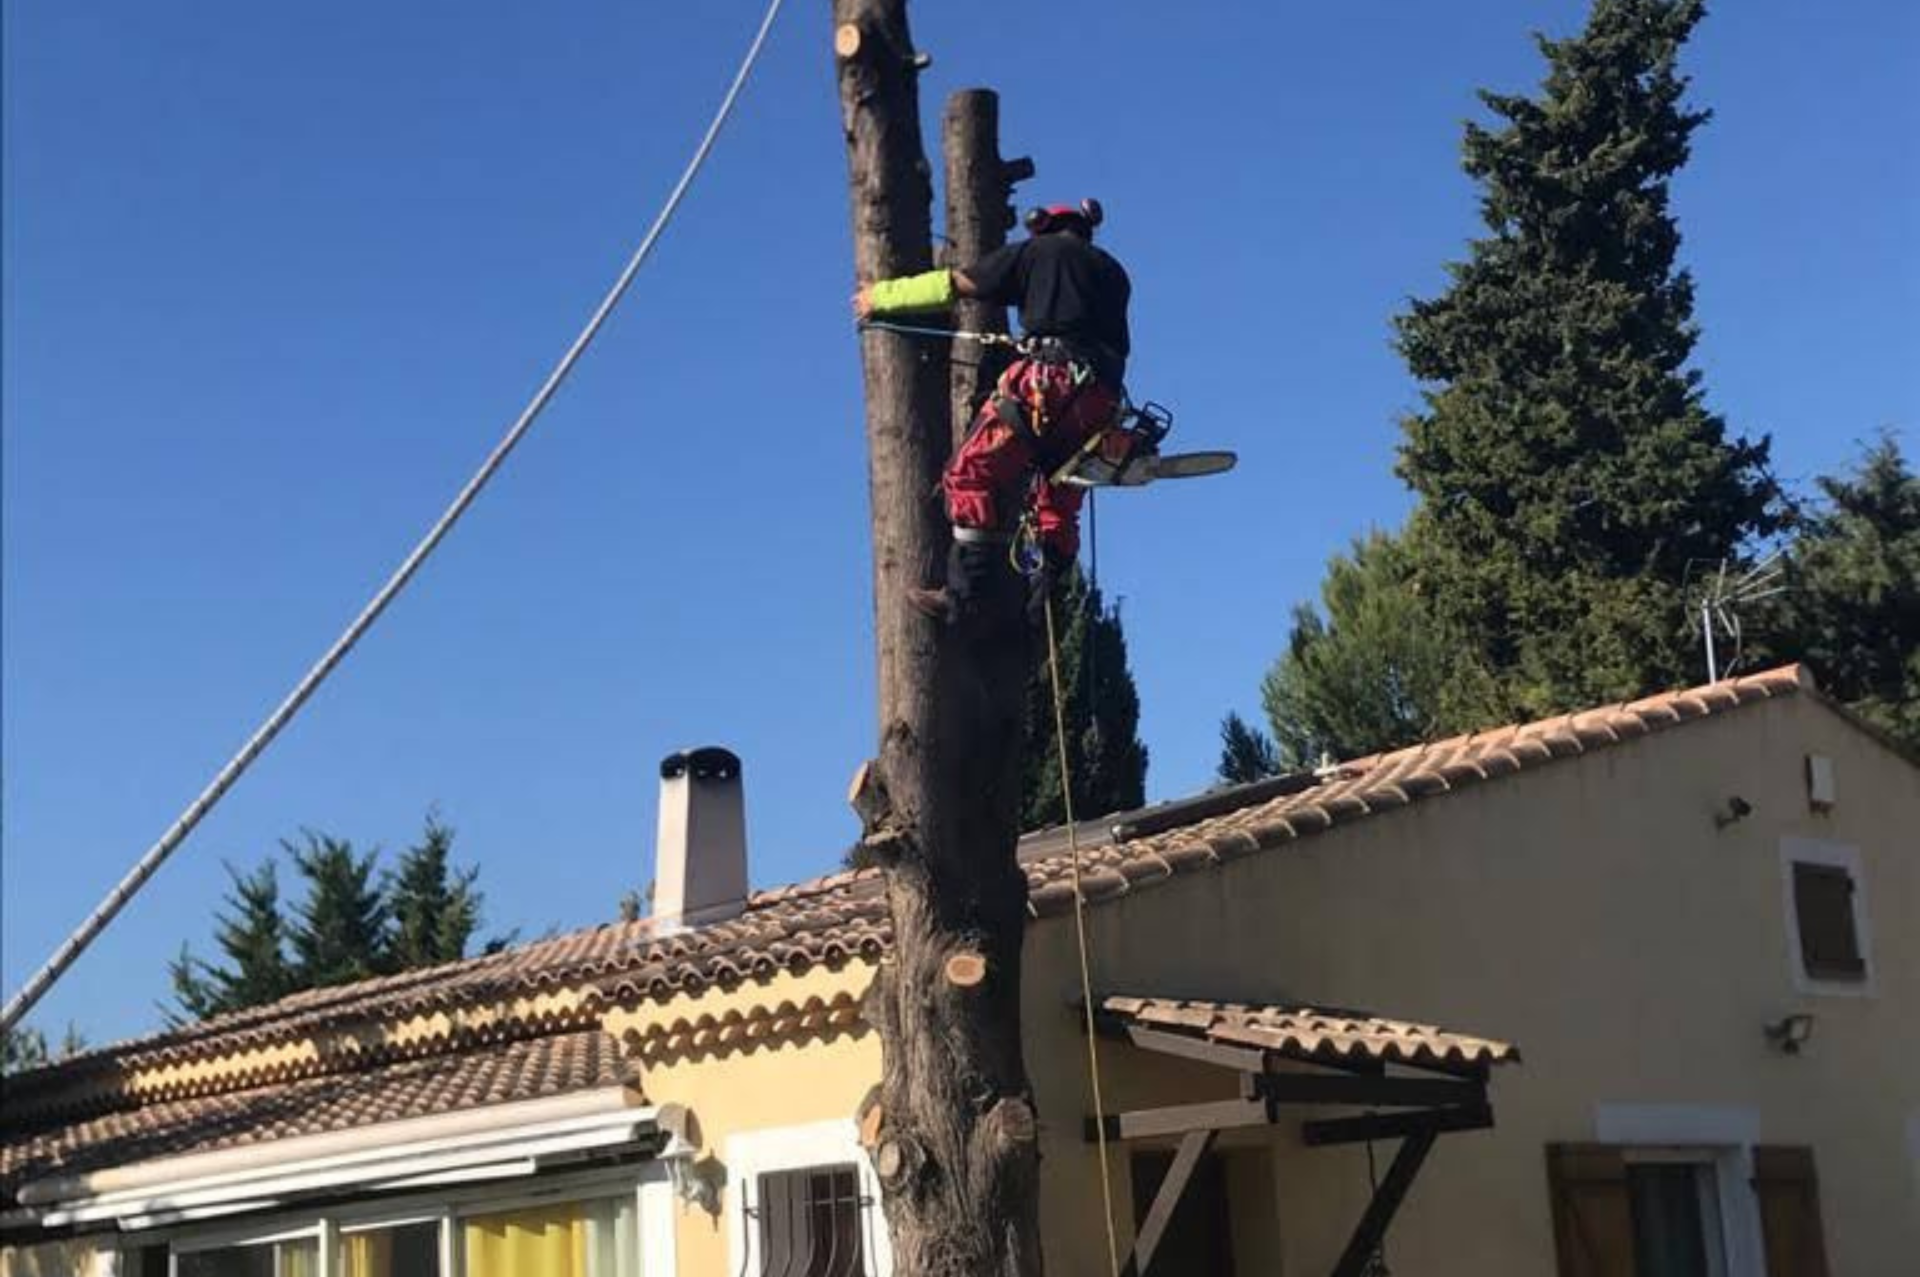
{"left": 1021, "top": 565, "right": 1148, "bottom": 829}
{"left": 287, "top": 833, "right": 392, "bottom": 988}
{"left": 167, "top": 861, "right": 298, "bottom": 1022}
{"left": 1395, "top": 0, "right": 1778, "bottom": 713}
{"left": 1216, "top": 712, "right": 1281, "bottom": 785}
{"left": 387, "top": 815, "right": 483, "bottom": 968}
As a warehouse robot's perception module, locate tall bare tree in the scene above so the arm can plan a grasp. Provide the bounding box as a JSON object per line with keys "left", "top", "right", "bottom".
{"left": 834, "top": 5, "right": 1046, "bottom": 1273}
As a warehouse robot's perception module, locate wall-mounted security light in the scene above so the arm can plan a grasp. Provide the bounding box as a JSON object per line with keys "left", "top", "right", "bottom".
{"left": 1713, "top": 795, "right": 1754, "bottom": 829}
{"left": 1764, "top": 1012, "right": 1815, "bottom": 1055}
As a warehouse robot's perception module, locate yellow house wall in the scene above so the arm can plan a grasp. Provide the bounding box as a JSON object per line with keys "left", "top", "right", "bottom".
{"left": 1018, "top": 694, "right": 1918, "bottom": 1276}
{"left": 617, "top": 965, "right": 884, "bottom": 1277}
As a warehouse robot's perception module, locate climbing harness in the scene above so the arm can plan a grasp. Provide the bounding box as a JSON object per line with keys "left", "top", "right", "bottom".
{"left": 1031, "top": 557, "right": 1126, "bottom": 1277}
{"left": 0, "top": 0, "right": 790, "bottom": 1034}
{"left": 860, "top": 318, "right": 1238, "bottom": 493}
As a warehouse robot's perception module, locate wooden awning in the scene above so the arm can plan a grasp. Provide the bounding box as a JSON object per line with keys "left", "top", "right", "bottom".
{"left": 1083, "top": 994, "right": 1520, "bottom": 1277}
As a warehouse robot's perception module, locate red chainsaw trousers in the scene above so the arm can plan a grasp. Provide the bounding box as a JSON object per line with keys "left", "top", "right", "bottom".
{"left": 944, "top": 358, "right": 1120, "bottom": 559}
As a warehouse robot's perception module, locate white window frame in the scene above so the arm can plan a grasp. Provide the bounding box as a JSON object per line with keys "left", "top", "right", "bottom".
{"left": 1779, "top": 837, "right": 1875, "bottom": 997}
{"left": 725, "top": 1120, "right": 891, "bottom": 1277}
{"left": 1594, "top": 1103, "right": 1765, "bottom": 1277}
{"left": 147, "top": 1163, "right": 677, "bottom": 1277}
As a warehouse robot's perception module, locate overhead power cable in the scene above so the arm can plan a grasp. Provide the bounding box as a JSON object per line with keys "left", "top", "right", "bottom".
{"left": 1, "top": 0, "right": 788, "bottom": 1035}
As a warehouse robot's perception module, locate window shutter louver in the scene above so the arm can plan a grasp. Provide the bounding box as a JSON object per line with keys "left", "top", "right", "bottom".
{"left": 1792, "top": 862, "right": 1865, "bottom": 979}
{"left": 1546, "top": 1145, "right": 1638, "bottom": 1277}
{"left": 1752, "top": 1146, "right": 1831, "bottom": 1277}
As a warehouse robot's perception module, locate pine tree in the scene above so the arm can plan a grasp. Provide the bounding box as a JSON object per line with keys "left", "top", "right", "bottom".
{"left": 167, "top": 861, "right": 298, "bottom": 1022}
{"left": 2, "top": 1027, "right": 48, "bottom": 1075}
{"left": 1021, "top": 565, "right": 1148, "bottom": 829}
{"left": 1217, "top": 712, "right": 1281, "bottom": 784}
{"left": 1776, "top": 434, "right": 1920, "bottom": 749}
{"left": 387, "top": 815, "right": 483, "bottom": 968}
{"left": 1394, "top": 0, "right": 1778, "bottom": 714}
{"left": 287, "top": 833, "right": 393, "bottom": 988}
{"left": 1262, "top": 533, "right": 1503, "bottom": 767}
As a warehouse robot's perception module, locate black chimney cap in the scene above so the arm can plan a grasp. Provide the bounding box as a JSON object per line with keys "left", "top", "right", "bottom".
{"left": 660, "top": 746, "right": 742, "bottom": 782}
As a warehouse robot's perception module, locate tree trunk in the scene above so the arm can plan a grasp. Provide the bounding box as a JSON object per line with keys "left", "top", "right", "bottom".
{"left": 834, "top": 6, "right": 1044, "bottom": 1275}
{"left": 942, "top": 90, "right": 1030, "bottom": 447}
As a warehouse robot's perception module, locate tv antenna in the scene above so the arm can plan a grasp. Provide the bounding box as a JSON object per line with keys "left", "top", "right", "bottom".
{"left": 1687, "top": 553, "right": 1787, "bottom": 682}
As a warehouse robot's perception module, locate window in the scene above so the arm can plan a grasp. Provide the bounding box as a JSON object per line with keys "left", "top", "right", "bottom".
{"left": 1791, "top": 863, "right": 1864, "bottom": 981}
{"left": 1781, "top": 839, "right": 1873, "bottom": 995}
{"left": 176, "top": 1236, "right": 320, "bottom": 1277}
{"left": 1130, "top": 1148, "right": 1236, "bottom": 1277}
{"left": 1549, "top": 1144, "right": 1831, "bottom": 1277}
{"left": 461, "top": 1197, "right": 637, "bottom": 1277}
{"left": 337, "top": 1220, "right": 441, "bottom": 1277}
{"left": 755, "top": 1165, "right": 869, "bottom": 1277}
{"left": 160, "top": 1179, "right": 655, "bottom": 1277}
{"left": 1626, "top": 1163, "right": 1726, "bottom": 1277}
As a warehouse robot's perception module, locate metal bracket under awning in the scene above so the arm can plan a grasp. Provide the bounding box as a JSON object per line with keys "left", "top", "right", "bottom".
{"left": 1083, "top": 1014, "right": 1501, "bottom": 1277}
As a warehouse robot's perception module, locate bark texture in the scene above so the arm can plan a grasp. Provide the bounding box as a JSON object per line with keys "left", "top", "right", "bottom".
{"left": 942, "top": 90, "right": 1029, "bottom": 447}
{"left": 834, "top": 7, "right": 1043, "bottom": 1275}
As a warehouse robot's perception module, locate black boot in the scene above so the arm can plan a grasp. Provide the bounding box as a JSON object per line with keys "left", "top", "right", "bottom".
{"left": 907, "top": 539, "right": 1001, "bottom": 625}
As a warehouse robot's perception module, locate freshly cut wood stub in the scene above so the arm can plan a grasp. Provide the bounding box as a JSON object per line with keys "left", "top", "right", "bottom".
{"left": 834, "top": 23, "right": 863, "bottom": 59}
{"left": 944, "top": 951, "right": 988, "bottom": 987}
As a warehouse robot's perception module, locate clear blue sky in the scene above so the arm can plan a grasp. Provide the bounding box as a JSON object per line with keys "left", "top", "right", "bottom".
{"left": 5, "top": 1, "right": 1914, "bottom": 1046}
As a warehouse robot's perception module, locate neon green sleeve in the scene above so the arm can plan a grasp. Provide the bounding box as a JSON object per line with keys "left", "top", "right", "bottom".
{"left": 866, "top": 269, "right": 955, "bottom": 314}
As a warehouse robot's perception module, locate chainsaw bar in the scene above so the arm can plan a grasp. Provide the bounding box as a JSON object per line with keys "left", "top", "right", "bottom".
{"left": 1057, "top": 449, "right": 1238, "bottom": 489}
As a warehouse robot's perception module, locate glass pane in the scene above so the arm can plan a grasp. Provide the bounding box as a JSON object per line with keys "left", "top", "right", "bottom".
{"left": 757, "top": 1167, "right": 868, "bottom": 1277}
{"left": 178, "top": 1246, "right": 275, "bottom": 1277}
{"left": 177, "top": 1239, "right": 317, "bottom": 1277}
{"left": 277, "top": 1239, "right": 319, "bottom": 1277}
{"left": 462, "top": 1198, "right": 633, "bottom": 1277}
{"left": 1629, "top": 1164, "right": 1718, "bottom": 1277}
{"left": 340, "top": 1221, "right": 442, "bottom": 1277}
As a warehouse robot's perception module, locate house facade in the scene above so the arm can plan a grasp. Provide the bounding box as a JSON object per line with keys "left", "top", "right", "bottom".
{"left": 3, "top": 666, "right": 1913, "bottom": 1276}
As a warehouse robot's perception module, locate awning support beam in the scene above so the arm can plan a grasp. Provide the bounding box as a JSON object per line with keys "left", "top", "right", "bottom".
{"left": 1302, "top": 1102, "right": 1493, "bottom": 1148}
{"left": 1118, "top": 1128, "right": 1216, "bottom": 1277}
{"left": 1329, "top": 1127, "right": 1436, "bottom": 1277}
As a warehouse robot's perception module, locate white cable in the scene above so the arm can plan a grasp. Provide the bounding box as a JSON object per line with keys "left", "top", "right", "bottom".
{"left": 1, "top": 0, "right": 788, "bottom": 1035}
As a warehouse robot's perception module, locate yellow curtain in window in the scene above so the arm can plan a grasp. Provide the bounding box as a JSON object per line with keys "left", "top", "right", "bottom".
{"left": 278, "top": 1239, "right": 320, "bottom": 1277}
{"left": 462, "top": 1203, "right": 588, "bottom": 1277}
{"left": 338, "top": 1231, "right": 388, "bottom": 1277}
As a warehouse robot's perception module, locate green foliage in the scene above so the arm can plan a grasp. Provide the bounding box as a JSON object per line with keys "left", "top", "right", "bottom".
{"left": 1393, "top": 0, "right": 1779, "bottom": 714}
{"left": 1261, "top": 533, "right": 1504, "bottom": 767}
{"left": 288, "top": 832, "right": 393, "bottom": 989}
{"left": 387, "top": 816, "right": 483, "bottom": 969}
{"left": 1022, "top": 565, "right": 1148, "bottom": 829}
{"left": 1, "top": 1023, "right": 87, "bottom": 1075}
{"left": 1216, "top": 712, "right": 1281, "bottom": 785}
{"left": 169, "top": 861, "right": 298, "bottom": 1022}
{"left": 1775, "top": 434, "right": 1920, "bottom": 750}
{"left": 167, "top": 815, "right": 495, "bottom": 1022}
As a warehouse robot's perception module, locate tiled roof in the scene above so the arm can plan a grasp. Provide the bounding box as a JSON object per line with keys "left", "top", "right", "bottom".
{"left": 1, "top": 667, "right": 1805, "bottom": 1200}
{"left": 1098, "top": 995, "right": 1519, "bottom": 1070}
{"left": 1, "top": 1029, "right": 627, "bottom": 1202}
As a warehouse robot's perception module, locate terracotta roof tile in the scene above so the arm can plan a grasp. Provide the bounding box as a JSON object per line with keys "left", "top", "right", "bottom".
{"left": 1, "top": 1029, "right": 626, "bottom": 1201}
{"left": 3, "top": 666, "right": 1804, "bottom": 1182}
{"left": 1100, "top": 996, "right": 1518, "bottom": 1070}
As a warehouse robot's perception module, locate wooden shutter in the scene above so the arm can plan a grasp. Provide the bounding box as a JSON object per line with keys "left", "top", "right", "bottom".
{"left": 1546, "top": 1145, "right": 1637, "bottom": 1277}
{"left": 1792, "top": 863, "right": 1865, "bottom": 980}
{"left": 1752, "top": 1146, "right": 1831, "bottom": 1277}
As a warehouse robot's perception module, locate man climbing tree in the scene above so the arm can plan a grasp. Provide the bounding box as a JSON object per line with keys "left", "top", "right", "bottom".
{"left": 855, "top": 199, "right": 1145, "bottom": 624}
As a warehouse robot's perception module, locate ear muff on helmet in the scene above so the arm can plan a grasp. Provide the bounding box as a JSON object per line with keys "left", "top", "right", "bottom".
{"left": 1024, "top": 199, "right": 1104, "bottom": 236}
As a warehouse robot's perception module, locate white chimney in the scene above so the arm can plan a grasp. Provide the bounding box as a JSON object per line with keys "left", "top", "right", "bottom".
{"left": 653, "top": 747, "right": 748, "bottom": 931}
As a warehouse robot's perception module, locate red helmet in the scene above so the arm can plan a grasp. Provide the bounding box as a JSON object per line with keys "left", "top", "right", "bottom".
{"left": 1024, "top": 198, "right": 1104, "bottom": 237}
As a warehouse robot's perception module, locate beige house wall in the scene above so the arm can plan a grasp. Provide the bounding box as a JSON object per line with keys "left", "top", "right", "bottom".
{"left": 1018, "top": 694, "right": 1917, "bottom": 1276}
